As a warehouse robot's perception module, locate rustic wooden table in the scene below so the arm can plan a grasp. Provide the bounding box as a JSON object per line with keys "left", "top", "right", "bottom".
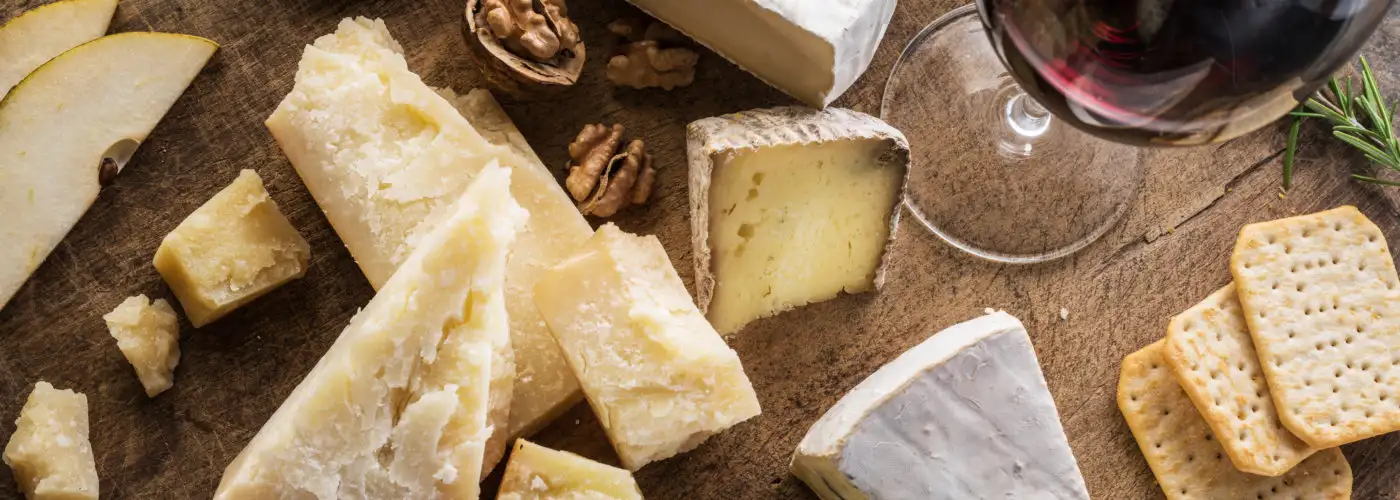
{"left": 2, "top": 0, "right": 1399, "bottom": 498}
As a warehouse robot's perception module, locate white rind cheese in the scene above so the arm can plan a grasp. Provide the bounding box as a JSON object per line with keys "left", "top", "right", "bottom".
{"left": 497, "top": 440, "right": 643, "bottom": 500}
{"left": 266, "top": 18, "right": 591, "bottom": 453}
{"left": 688, "top": 107, "right": 908, "bottom": 334}
{"left": 791, "top": 312, "right": 1089, "bottom": 500}
{"left": 214, "top": 164, "right": 526, "bottom": 500}
{"left": 3, "top": 382, "right": 99, "bottom": 500}
{"left": 534, "top": 224, "right": 762, "bottom": 471}
{"left": 624, "top": 0, "right": 895, "bottom": 107}
{"left": 102, "top": 295, "right": 182, "bottom": 397}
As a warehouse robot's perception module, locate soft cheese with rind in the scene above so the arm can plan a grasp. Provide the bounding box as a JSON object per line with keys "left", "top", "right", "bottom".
{"left": 3, "top": 382, "right": 99, "bottom": 500}
{"left": 534, "top": 224, "right": 762, "bottom": 471}
{"left": 624, "top": 0, "right": 895, "bottom": 107}
{"left": 688, "top": 106, "right": 908, "bottom": 334}
{"left": 266, "top": 18, "right": 591, "bottom": 451}
{"left": 214, "top": 164, "right": 526, "bottom": 500}
{"left": 497, "top": 440, "right": 643, "bottom": 500}
{"left": 791, "top": 312, "right": 1089, "bottom": 500}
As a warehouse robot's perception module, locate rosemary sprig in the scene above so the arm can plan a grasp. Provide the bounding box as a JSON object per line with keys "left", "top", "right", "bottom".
{"left": 1283, "top": 56, "right": 1400, "bottom": 189}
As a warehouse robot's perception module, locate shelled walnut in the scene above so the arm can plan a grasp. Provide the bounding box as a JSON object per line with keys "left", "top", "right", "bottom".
{"left": 464, "top": 0, "right": 585, "bottom": 96}
{"left": 606, "top": 18, "right": 699, "bottom": 90}
{"left": 566, "top": 123, "right": 656, "bottom": 217}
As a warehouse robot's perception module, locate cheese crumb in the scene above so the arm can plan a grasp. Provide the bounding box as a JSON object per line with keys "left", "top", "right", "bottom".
{"left": 1059, "top": 308, "right": 1070, "bottom": 321}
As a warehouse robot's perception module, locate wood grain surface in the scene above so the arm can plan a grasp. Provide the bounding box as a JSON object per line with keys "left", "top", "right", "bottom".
{"left": 2, "top": 0, "right": 1399, "bottom": 498}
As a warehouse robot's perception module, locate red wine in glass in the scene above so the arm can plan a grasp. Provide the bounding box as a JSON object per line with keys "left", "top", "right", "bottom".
{"left": 979, "top": 0, "right": 1393, "bottom": 145}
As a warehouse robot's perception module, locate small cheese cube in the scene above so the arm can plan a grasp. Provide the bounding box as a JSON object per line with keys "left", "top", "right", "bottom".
{"left": 102, "top": 295, "right": 181, "bottom": 397}
{"left": 153, "top": 169, "right": 309, "bottom": 327}
{"left": 534, "top": 224, "right": 762, "bottom": 470}
{"left": 498, "top": 440, "right": 643, "bottom": 500}
{"left": 688, "top": 107, "right": 909, "bottom": 334}
{"left": 3, "top": 382, "right": 99, "bottom": 500}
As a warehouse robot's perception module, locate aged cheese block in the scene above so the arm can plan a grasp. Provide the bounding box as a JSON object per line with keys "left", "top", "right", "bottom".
{"left": 3, "top": 382, "right": 99, "bottom": 500}
{"left": 0, "top": 0, "right": 117, "bottom": 97}
{"left": 153, "top": 169, "right": 310, "bottom": 328}
{"left": 266, "top": 18, "right": 591, "bottom": 453}
{"left": 688, "top": 107, "right": 908, "bottom": 334}
{"left": 497, "top": 440, "right": 644, "bottom": 500}
{"left": 534, "top": 224, "right": 763, "bottom": 470}
{"left": 624, "top": 0, "right": 895, "bottom": 107}
{"left": 102, "top": 295, "right": 181, "bottom": 397}
{"left": 791, "top": 312, "right": 1089, "bottom": 500}
{"left": 214, "top": 164, "right": 526, "bottom": 500}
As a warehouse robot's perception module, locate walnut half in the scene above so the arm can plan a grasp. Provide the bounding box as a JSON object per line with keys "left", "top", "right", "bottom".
{"left": 566, "top": 123, "right": 656, "bottom": 217}
{"left": 464, "top": 0, "right": 585, "bottom": 97}
{"left": 606, "top": 18, "right": 699, "bottom": 90}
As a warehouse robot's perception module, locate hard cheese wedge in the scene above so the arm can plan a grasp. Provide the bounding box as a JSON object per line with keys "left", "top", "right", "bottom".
{"left": 624, "top": 0, "right": 894, "bottom": 107}
{"left": 497, "top": 440, "right": 643, "bottom": 500}
{"left": 102, "top": 295, "right": 182, "bottom": 398}
{"left": 0, "top": 0, "right": 117, "bottom": 97}
{"left": 266, "top": 18, "right": 592, "bottom": 451}
{"left": 154, "top": 169, "right": 310, "bottom": 328}
{"left": 214, "top": 164, "right": 526, "bottom": 500}
{"left": 534, "top": 224, "right": 762, "bottom": 470}
{"left": 3, "top": 382, "right": 99, "bottom": 500}
{"left": 791, "top": 312, "right": 1089, "bottom": 500}
{"left": 688, "top": 107, "right": 908, "bottom": 334}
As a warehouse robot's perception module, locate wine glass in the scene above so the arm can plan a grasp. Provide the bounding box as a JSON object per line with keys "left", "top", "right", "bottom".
{"left": 884, "top": 0, "right": 1393, "bottom": 263}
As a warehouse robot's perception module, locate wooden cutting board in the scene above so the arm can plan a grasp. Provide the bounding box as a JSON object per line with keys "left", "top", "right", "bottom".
{"left": 2, "top": 0, "right": 1398, "bottom": 498}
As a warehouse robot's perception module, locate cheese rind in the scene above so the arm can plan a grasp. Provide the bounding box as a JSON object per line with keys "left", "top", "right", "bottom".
{"left": 154, "top": 169, "right": 310, "bottom": 327}
{"left": 624, "top": 0, "right": 895, "bottom": 107}
{"left": 102, "top": 295, "right": 182, "bottom": 397}
{"left": 498, "top": 440, "right": 644, "bottom": 500}
{"left": 3, "top": 382, "right": 99, "bottom": 500}
{"left": 214, "top": 163, "right": 526, "bottom": 500}
{"left": 267, "top": 18, "right": 590, "bottom": 452}
{"left": 791, "top": 312, "right": 1089, "bottom": 500}
{"left": 688, "top": 107, "right": 908, "bottom": 334}
{"left": 534, "top": 224, "right": 762, "bottom": 470}
{"left": 0, "top": 0, "right": 117, "bottom": 98}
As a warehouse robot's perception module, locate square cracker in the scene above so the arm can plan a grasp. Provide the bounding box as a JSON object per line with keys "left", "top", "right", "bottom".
{"left": 1231, "top": 206, "right": 1400, "bottom": 448}
{"left": 1164, "top": 283, "right": 1316, "bottom": 476}
{"left": 1118, "top": 341, "right": 1352, "bottom": 500}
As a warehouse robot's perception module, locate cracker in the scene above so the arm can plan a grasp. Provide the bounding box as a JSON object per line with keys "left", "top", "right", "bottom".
{"left": 1118, "top": 341, "right": 1352, "bottom": 500}
{"left": 1163, "top": 284, "right": 1316, "bottom": 476}
{"left": 1231, "top": 206, "right": 1400, "bottom": 448}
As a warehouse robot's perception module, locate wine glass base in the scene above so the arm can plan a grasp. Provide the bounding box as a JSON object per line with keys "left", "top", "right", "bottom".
{"left": 881, "top": 4, "right": 1144, "bottom": 264}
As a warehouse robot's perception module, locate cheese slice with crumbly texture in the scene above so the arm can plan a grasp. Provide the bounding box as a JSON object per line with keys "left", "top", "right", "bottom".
{"left": 103, "top": 295, "right": 182, "bottom": 397}
{"left": 0, "top": 0, "right": 118, "bottom": 98}
{"left": 266, "top": 18, "right": 591, "bottom": 453}
{"left": 498, "top": 440, "right": 643, "bottom": 500}
{"left": 688, "top": 107, "right": 908, "bottom": 335}
{"left": 154, "top": 169, "right": 310, "bottom": 328}
{"left": 3, "top": 382, "right": 99, "bottom": 500}
{"left": 624, "top": 0, "right": 894, "bottom": 107}
{"left": 534, "top": 224, "right": 762, "bottom": 470}
{"left": 214, "top": 164, "right": 526, "bottom": 500}
{"left": 791, "top": 312, "right": 1089, "bottom": 500}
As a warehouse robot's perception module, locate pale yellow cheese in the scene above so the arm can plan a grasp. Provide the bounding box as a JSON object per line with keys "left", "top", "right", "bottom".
{"left": 3, "top": 382, "right": 99, "bottom": 500}
{"left": 153, "top": 169, "right": 310, "bottom": 328}
{"left": 214, "top": 164, "right": 526, "bottom": 500}
{"left": 498, "top": 440, "right": 643, "bottom": 500}
{"left": 102, "top": 295, "right": 181, "bottom": 397}
{"left": 534, "top": 224, "right": 762, "bottom": 470}
{"left": 265, "top": 18, "right": 591, "bottom": 456}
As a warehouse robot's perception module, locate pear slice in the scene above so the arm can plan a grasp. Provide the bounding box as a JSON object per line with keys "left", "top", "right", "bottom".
{"left": 0, "top": 0, "right": 119, "bottom": 98}
{"left": 0, "top": 32, "right": 217, "bottom": 310}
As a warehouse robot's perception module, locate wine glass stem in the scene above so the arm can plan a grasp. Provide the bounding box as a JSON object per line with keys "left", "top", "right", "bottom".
{"left": 1006, "top": 91, "right": 1051, "bottom": 138}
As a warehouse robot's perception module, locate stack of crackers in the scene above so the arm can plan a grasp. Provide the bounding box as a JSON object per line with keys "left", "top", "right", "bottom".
{"left": 1118, "top": 206, "right": 1400, "bottom": 499}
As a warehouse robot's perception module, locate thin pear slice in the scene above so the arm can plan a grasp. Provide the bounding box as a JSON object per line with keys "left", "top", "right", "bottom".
{"left": 0, "top": 32, "right": 217, "bottom": 310}
{"left": 0, "top": 0, "right": 119, "bottom": 97}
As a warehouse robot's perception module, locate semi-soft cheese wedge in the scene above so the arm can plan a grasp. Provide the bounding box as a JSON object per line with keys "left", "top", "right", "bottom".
{"left": 791, "top": 312, "right": 1089, "bottom": 499}
{"left": 154, "top": 170, "right": 310, "bottom": 327}
{"left": 498, "top": 440, "right": 644, "bottom": 500}
{"left": 0, "top": 0, "right": 118, "bottom": 97}
{"left": 3, "top": 382, "right": 99, "bottom": 500}
{"left": 266, "top": 18, "right": 592, "bottom": 452}
{"left": 688, "top": 107, "right": 908, "bottom": 334}
{"left": 103, "top": 295, "right": 181, "bottom": 397}
{"left": 534, "top": 224, "right": 762, "bottom": 471}
{"left": 214, "top": 164, "right": 526, "bottom": 500}
{"left": 624, "top": 0, "right": 895, "bottom": 107}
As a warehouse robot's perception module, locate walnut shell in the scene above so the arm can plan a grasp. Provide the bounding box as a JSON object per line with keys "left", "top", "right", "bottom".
{"left": 463, "top": 0, "right": 586, "bottom": 98}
